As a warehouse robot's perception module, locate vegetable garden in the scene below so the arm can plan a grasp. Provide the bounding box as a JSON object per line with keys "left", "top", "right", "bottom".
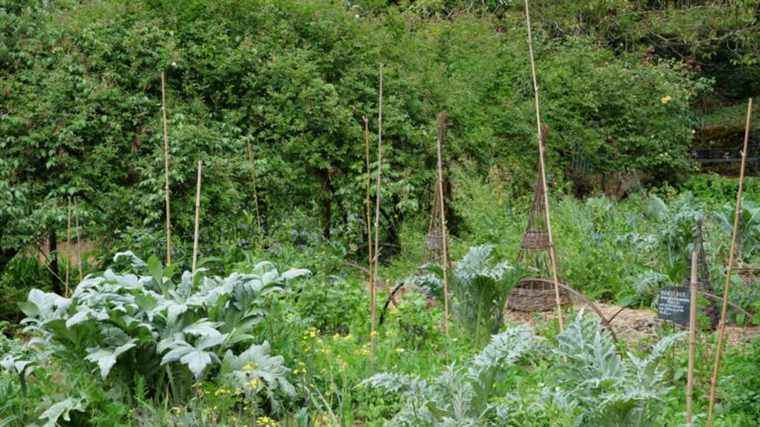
{"left": 2, "top": 1, "right": 760, "bottom": 426}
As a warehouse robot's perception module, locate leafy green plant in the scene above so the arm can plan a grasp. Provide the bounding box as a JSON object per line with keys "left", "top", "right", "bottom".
{"left": 416, "top": 245, "right": 518, "bottom": 344}
{"left": 363, "top": 325, "right": 536, "bottom": 426}
{"left": 16, "top": 251, "right": 307, "bottom": 417}
{"left": 544, "top": 313, "right": 684, "bottom": 426}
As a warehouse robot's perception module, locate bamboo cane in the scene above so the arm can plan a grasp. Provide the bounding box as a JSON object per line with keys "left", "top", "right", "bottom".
{"left": 687, "top": 250, "right": 698, "bottom": 426}
{"left": 524, "top": 0, "right": 564, "bottom": 331}
{"left": 75, "top": 202, "right": 82, "bottom": 282}
{"left": 65, "top": 198, "right": 72, "bottom": 296}
{"left": 363, "top": 116, "right": 374, "bottom": 295}
{"left": 371, "top": 64, "right": 384, "bottom": 350}
{"left": 706, "top": 98, "right": 752, "bottom": 427}
{"left": 192, "top": 160, "right": 203, "bottom": 274}
{"left": 246, "top": 143, "right": 263, "bottom": 239}
{"left": 436, "top": 112, "right": 450, "bottom": 336}
{"left": 161, "top": 71, "right": 172, "bottom": 266}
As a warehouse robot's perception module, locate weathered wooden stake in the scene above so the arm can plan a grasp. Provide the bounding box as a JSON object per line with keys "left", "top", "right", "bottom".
{"left": 706, "top": 98, "right": 752, "bottom": 427}
{"left": 687, "top": 250, "right": 698, "bottom": 425}
{"left": 75, "top": 202, "right": 82, "bottom": 282}
{"left": 161, "top": 71, "right": 172, "bottom": 266}
{"left": 436, "top": 112, "right": 450, "bottom": 336}
{"left": 524, "top": 0, "right": 564, "bottom": 331}
{"left": 371, "top": 64, "right": 384, "bottom": 350}
{"left": 363, "top": 116, "right": 374, "bottom": 295}
{"left": 246, "top": 143, "right": 263, "bottom": 240}
{"left": 65, "top": 198, "right": 72, "bottom": 296}
{"left": 192, "top": 160, "right": 203, "bottom": 274}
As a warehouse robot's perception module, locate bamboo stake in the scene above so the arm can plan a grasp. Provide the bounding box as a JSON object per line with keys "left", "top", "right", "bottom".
{"left": 75, "top": 202, "right": 82, "bottom": 282}
{"left": 192, "top": 160, "right": 203, "bottom": 274}
{"left": 436, "top": 112, "right": 450, "bottom": 336}
{"left": 363, "top": 116, "right": 374, "bottom": 295}
{"left": 161, "top": 71, "right": 172, "bottom": 266}
{"left": 371, "top": 64, "right": 384, "bottom": 350}
{"left": 687, "top": 250, "right": 698, "bottom": 426}
{"left": 246, "top": 143, "right": 263, "bottom": 239}
{"left": 65, "top": 198, "right": 72, "bottom": 296}
{"left": 706, "top": 97, "right": 752, "bottom": 427}
{"left": 524, "top": 0, "right": 564, "bottom": 331}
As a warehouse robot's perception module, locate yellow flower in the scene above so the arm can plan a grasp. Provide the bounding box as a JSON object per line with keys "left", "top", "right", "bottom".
{"left": 242, "top": 362, "right": 257, "bottom": 372}
{"left": 249, "top": 378, "right": 262, "bottom": 390}
{"left": 256, "top": 416, "right": 278, "bottom": 427}
{"left": 660, "top": 95, "right": 672, "bottom": 104}
{"left": 395, "top": 347, "right": 405, "bottom": 353}
{"left": 370, "top": 330, "right": 377, "bottom": 337}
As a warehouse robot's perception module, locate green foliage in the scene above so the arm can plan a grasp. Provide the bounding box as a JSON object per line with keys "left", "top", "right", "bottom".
{"left": 544, "top": 313, "right": 684, "bottom": 426}
{"left": 11, "top": 252, "right": 307, "bottom": 421}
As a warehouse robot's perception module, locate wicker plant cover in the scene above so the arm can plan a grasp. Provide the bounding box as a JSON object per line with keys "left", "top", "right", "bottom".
{"left": 507, "top": 278, "right": 570, "bottom": 312}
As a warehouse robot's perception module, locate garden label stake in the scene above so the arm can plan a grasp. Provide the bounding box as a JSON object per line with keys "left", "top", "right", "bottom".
{"left": 245, "top": 143, "right": 263, "bottom": 242}
{"left": 706, "top": 97, "right": 752, "bottom": 427}
{"left": 524, "top": 0, "right": 564, "bottom": 331}
{"left": 436, "top": 112, "right": 450, "bottom": 336}
{"left": 192, "top": 160, "right": 203, "bottom": 274}
{"left": 687, "top": 250, "right": 698, "bottom": 425}
{"left": 371, "top": 64, "right": 384, "bottom": 352}
{"left": 161, "top": 71, "right": 172, "bottom": 266}
{"left": 363, "top": 116, "right": 374, "bottom": 296}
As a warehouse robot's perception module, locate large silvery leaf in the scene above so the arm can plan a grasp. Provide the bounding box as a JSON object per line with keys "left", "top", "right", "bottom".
{"left": 221, "top": 341, "right": 295, "bottom": 397}
{"left": 160, "top": 342, "right": 218, "bottom": 379}
{"left": 85, "top": 339, "right": 137, "bottom": 379}
{"left": 281, "top": 268, "right": 310, "bottom": 281}
{"left": 22, "top": 289, "right": 70, "bottom": 321}
{"left": 113, "top": 251, "right": 147, "bottom": 270}
{"left": 39, "top": 397, "right": 86, "bottom": 427}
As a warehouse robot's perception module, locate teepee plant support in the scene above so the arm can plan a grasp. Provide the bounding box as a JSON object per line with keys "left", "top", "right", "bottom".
{"left": 523, "top": 0, "right": 564, "bottom": 331}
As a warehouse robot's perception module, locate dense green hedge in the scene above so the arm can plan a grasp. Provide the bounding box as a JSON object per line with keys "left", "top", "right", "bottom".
{"left": 1, "top": 0, "right": 707, "bottom": 282}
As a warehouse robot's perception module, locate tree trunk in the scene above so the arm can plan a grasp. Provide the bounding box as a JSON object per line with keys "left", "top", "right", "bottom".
{"left": 318, "top": 169, "right": 333, "bottom": 240}
{"left": 0, "top": 247, "right": 19, "bottom": 275}
{"left": 48, "top": 228, "right": 63, "bottom": 294}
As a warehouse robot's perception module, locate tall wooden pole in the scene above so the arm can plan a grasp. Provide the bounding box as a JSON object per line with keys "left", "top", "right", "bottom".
{"left": 706, "top": 98, "right": 752, "bottom": 426}
{"left": 246, "top": 143, "right": 263, "bottom": 239}
{"left": 192, "top": 160, "right": 203, "bottom": 274}
{"left": 524, "top": 0, "right": 563, "bottom": 331}
{"left": 371, "top": 65, "right": 384, "bottom": 349}
{"left": 436, "top": 112, "right": 450, "bottom": 336}
{"left": 161, "top": 71, "right": 172, "bottom": 266}
{"left": 687, "top": 250, "right": 698, "bottom": 426}
{"left": 75, "top": 202, "right": 82, "bottom": 282}
{"left": 65, "top": 198, "right": 72, "bottom": 296}
{"left": 363, "top": 116, "right": 374, "bottom": 295}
